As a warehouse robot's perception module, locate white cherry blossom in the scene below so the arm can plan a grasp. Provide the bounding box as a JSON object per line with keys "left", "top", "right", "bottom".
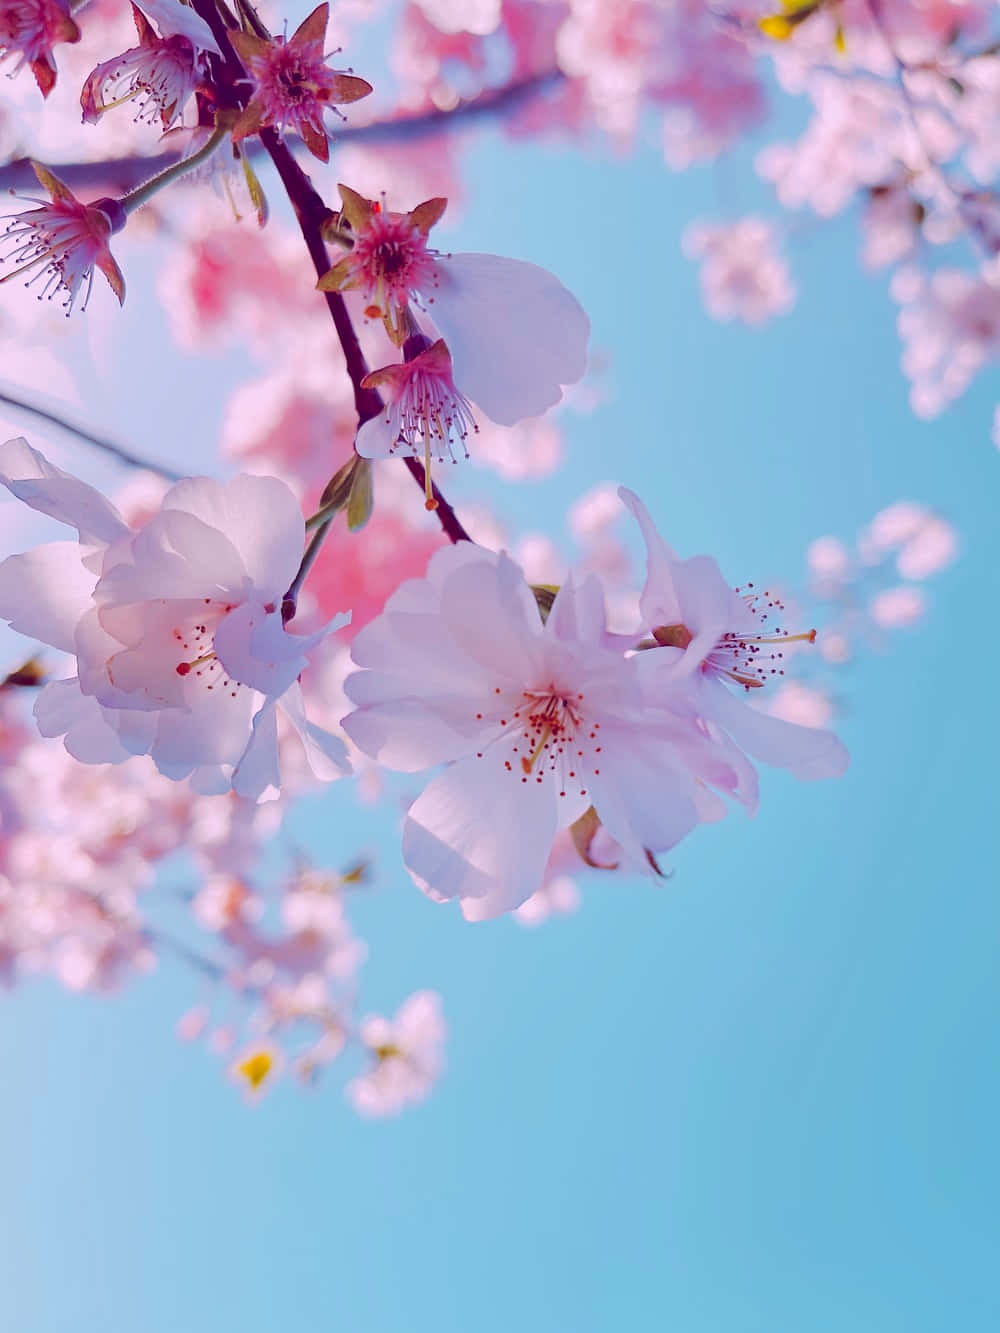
{"left": 0, "top": 438, "right": 350, "bottom": 799}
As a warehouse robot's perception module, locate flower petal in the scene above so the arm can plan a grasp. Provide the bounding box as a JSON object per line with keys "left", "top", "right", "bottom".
{"left": 162, "top": 474, "right": 304, "bottom": 597}
{"left": 703, "top": 675, "right": 849, "bottom": 780}
{"left": 0, "top": 437, "right": 128, "bottom": 548}
{"left": 430, "top": 253, "right": 589, "bottom": 426}
{"left": 402, "top": 752, "right": 558, "bottom": 917}
{"left": 0, "top": 542, "right": 94, "bottom": 652}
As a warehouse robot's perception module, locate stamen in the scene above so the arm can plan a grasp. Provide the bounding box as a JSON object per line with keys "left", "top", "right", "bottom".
{"left": 176, "top": 650, "right": 217, "bottom": 676}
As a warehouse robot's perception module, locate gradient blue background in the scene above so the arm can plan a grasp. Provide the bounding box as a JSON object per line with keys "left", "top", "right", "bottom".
{"left": 1, "top": 70, "right": 998, "bottom": 1333}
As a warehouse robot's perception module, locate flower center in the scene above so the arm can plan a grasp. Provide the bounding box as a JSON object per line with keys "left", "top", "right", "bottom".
{"left": 172, "top": 603, "right": 245, "bottom": 697}
{"left": 476, "top": 687, "right": 603, "bottom": 800}
{"left": 351, "top": 210, "right": 438, "bottom": 324}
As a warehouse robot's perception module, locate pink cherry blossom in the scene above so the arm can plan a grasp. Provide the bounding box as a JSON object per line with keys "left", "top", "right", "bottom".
{"left": 870, "top": 585, "right": 926, "bottom": 628}
{"left": 320, "top": 187, "right": 590, "bottom": 424}
{"left": 621, "top": 487, "right": 848, "bottom": 787}
{"left": 228, "top": 4, "right": 373, "bottom": 164}
{"left": 80, "top": 3, "right": 205, "bottom": 130}
{"left": 357, "top": 338, "right": 478, "bottom": 469}
{"left": 347, "top": 990, "right": 445, "bottom": 1117}
{"left": 683, "top": 218, "right": 796, "bottom": 326}
{"left": 0, "top": 162, "right": 126, "bottom": 312}
{"left": 342, "top": 543, "right": 744, "bottom": 917}
{"left": 0, "top": 438, "right": 351, "bottom": 799}
{"left": 0, "top": 0, "right": 79, "bottom": 97}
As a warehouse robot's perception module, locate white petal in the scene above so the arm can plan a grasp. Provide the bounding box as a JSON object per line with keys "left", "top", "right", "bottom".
{"left": 280, "top": 681, "right": 351, "bottom": 782}
{"left": 355, "top": 412, "right": 401, "bottom": 460}
{"left": 429, "top": 254, "right": 589, "bottom": 426}
{"left": 401, "top": 752, "right": 558, "bottom": 917}
{"left": 34, "top": 678, "right": 134, "bottom": 764}
{"left": 135, "top": 0, "right": 222, "bottom": 54}
{"left": 0, "top": 543, "right": 94, "bottom": 652}
{"left": 162, "top": 475, "right": 304, "bottom": 597}
{"left": 586, "top": 724, "right": 706, "bottom": 868}
{"left": 214, "top": 601, "right": 339, "bottom": 697}
{"left": 232, "top": 701, "right": 281, "bottom": 801}
{"left": 97, "top": 508, "right": 248, "bottom": 605}
{"left": 703, "top": 676, "right": 849, "bottom": 780}
{"left": 0, "top": 437, "right": 128, "bottom": 548}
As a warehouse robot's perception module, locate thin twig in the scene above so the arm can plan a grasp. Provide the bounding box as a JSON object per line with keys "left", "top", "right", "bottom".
{"left": 0, "top": 389, "right": 185, "bottom": 481}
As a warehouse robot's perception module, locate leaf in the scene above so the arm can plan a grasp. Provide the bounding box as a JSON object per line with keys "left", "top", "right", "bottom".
{"left": 347, "top": 458, "right": 373, "bottom": 531}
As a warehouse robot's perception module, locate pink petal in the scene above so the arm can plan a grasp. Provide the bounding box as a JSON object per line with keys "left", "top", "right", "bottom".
{"left": 0, "top": 437, "right": 128, "bottom": 548}
{"left": 703, "top": 675, "right": 849, "bottom": 780}
{"left": 162, "top": 474, "right": 304, "bottom": 597}
{"left": 401, "top": 752, "right": 558, "bottom": 916}
{"left": 0, "top": 542, "right": 94, "bottom": 652}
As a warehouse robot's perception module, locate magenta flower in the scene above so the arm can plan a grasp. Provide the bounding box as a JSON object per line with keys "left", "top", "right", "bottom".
{"left": 0, "top": 163, "right": 126, "bottom": 313}
{"left": 0, "top": 0, "right": 79, "bottom": 97}
{"left": 80, "top": 3, "right": 208, "bottom": 130}
{"left": 228, "top": 3, "right": 373, "bottom": 163}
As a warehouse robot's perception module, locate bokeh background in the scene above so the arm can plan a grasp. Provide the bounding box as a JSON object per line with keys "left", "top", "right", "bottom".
{"left": 1, "top": 29, "right": 998, "bottom": 1333}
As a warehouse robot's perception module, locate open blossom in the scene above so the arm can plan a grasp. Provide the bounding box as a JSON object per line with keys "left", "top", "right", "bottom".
{"left": 342, "top": 543, "right": 745, "bottom": 918}
{"left": 319, "top": 185, "right": 590, "bottom": 426}
{"left": 347, "top": 991, "right": 445, "bottom": 1116}
{"left": 0, "top": 0, "right": 79, "bottom": 96}
{"left": 228, "top": 3, "right": 373, "bottom": 163}
{"left": 80, "top": 1, "right": 219, "bottom": 129}
{"left": 621, "top": 488, "right": 848, "bottom": 785}
{"left": 357, "top": 338, "right": 478, "bottom": 471}
{"left": 0, "top": 163, "right": 126, "bottom": 313}
{"left": 0, "top": 439, "right": 351, "bottom": 800}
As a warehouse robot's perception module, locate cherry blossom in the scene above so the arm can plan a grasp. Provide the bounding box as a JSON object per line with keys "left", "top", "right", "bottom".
{"left": 683, "top": 217, "right": 796, "bottom": 326}
{"left": 228, "top": 3, "right": 373, "bottom": 163}
{"left": 357, "top": 338, "right": 478, "bottom": 479}
{"left": 347, "top": 990, "right": 446, "bottom": 1116}
{"left": 0, "top": 162, "right": 126, "bottom": 312}
{"left": 319, "top": 185, "right": 590, "bottom": 424}
{"left": 0, "top": 0, "right": 79, "bottom": 97}
{"left": 342, "top": 542, "right": 747, "bottom": 917}
{"left": 621, "top": 488, "right": 849, "bottom": 786}
{"left": 0, "top": 438, "right": 351, "bottom": 799}
{"left": 80, "top": 2, "right": 212, "bottom": 130}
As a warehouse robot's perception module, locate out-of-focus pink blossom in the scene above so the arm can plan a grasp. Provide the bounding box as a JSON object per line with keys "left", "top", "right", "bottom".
{"left": 347, "top": 990, "right": 445, "bottom": 1116}
{"left": 893, "top": 265, "right": 1000, "bottom": 417}
{"left": 870, "top": 584, "right": 926, "bottom": 628}
{"left": 766, "top": 680, "right": 835, "bottom": 730}
{"left": 684, "top": 217, "right": 796, "bottom": 326}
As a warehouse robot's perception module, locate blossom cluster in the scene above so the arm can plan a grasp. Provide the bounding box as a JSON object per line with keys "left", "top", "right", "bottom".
{"left": 0, "top": 0, "right": 962, "bottom": 1113}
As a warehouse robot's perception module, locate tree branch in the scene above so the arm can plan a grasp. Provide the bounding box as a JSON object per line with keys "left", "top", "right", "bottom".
{"left": 0, "top": 71, "right": 562, "bottom": 196}
{"left": 0, "top": 390, "right": 185, "bottom": 481}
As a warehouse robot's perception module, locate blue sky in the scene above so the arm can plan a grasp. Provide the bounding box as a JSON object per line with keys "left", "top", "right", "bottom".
{"left": 2, "top": 78, "right": 998, "bottom": 1333}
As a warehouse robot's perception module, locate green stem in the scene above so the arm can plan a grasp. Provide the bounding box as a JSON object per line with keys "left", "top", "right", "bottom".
{"left": 282, "top": 519, "right": 333, "bottom": 622}
{"left": 118, "top": 121, "right": 231, "bottom": 214}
